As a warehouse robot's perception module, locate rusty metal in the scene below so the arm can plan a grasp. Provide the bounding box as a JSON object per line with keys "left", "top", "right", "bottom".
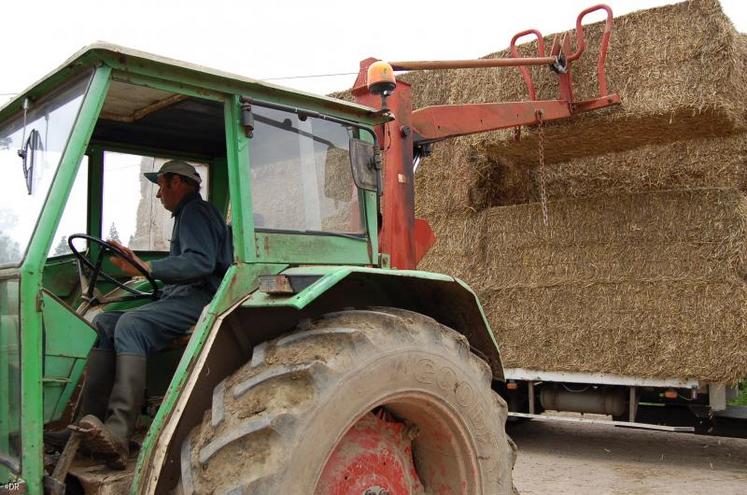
{"left": 315, "top": 412, "right": 424, "bottom": 495}
{"left": 566, "top": 4, "right": 614, "bottom": 96}
{"left": 510, "top": 29, "right": 546, "bottom": 101}
{"left": 352, "top": 4, "right": 620, "bottom": 270}
{"left": 410, "top": 100, "right": 571, "bottom": 143}
{"left": 573, "top": 94, "right": 621, "bottom": 112}
{"left": 557, "top": 34, "right": 575, "bottom": 103}
{"left": 389, "top": 57, "right": 557, "bottom": 71}
{"left": 259, "top": 275, "right": 295, "bottom": 295}
{"left": 567, "top": 4, "right": 614, "bottom": 61}
{"left": 413, "top": 218, "right": 436, "bottom": 266}
{"left": 354, "top": 71, "right": 417, "bottom": 269}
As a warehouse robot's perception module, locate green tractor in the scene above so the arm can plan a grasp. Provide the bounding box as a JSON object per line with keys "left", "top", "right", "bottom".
{"left": 0, "top": 44, "right": 517, "bottom": 494}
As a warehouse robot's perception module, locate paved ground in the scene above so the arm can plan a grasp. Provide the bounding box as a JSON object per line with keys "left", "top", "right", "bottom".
{"left": 507, "top": 419, "right": 747, "bottom": 495}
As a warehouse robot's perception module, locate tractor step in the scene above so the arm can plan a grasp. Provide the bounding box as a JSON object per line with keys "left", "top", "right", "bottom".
{"left": 68, "top": 459, "right": 136, "bottom": 495}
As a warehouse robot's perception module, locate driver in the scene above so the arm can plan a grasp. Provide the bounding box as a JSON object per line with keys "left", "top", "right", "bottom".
{"left": 76, "top": 159, "right": 231, "bottom": 469}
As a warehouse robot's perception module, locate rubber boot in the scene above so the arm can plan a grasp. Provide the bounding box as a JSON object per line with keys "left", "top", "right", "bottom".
{"left": 44, "top": 348, "right": 115, "bottom": 449}
{"left": 79, "top": 353, "right": 146, "bottom": 469}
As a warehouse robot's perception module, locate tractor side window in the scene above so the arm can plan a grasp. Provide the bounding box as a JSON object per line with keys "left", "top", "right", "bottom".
{"left": 249, "top": 106, "right": 364, "bottom": 235}
{"left": 48, "top": 157, "right": 88, "bottom": 257}
{"left": 101, "top": 152, "right": 209, "bottom": 251}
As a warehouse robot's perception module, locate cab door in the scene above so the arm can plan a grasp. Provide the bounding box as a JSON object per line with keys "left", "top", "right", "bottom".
{"left": 233, "top": 100, "right": 378, "bottom": 266}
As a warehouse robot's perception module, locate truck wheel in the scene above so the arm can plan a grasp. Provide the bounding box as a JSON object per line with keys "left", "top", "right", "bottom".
{"left": 178, "top": 307, "right": 517, "bottom": 494}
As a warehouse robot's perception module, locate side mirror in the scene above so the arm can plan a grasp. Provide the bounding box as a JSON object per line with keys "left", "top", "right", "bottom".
{"left": 349, "top": 138, "right": 381, "bottom": 194}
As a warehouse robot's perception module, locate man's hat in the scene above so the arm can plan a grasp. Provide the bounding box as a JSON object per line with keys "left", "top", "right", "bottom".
{"left": 144, "top": 160, "right": 202, "bottom": 184}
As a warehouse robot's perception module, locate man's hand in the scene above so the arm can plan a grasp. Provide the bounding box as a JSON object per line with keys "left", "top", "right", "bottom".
{"left": 107, "top": 239, "right": 151, "bottom": 277}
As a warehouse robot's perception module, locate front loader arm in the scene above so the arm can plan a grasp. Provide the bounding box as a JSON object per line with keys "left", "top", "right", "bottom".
{"left": 352, "top": 4, "right": 621, "bottom": 270}
{"left": 410, "top": 93, "right": 620, "bottom": 145}
{"left": 411, "top": 100, "right": 571, "bottom": 145}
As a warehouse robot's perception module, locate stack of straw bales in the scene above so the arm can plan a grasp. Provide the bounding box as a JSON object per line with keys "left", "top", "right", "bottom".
{"left": 426, "top": 190, "right": 747, "bottom": 382}
{"left": 408, "top": 0, "right": 747, "bottom": 383}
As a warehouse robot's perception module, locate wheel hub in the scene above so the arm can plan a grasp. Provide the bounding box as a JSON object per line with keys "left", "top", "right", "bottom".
{"left": 315, "top": 410, "right": 424, "bottom": 495}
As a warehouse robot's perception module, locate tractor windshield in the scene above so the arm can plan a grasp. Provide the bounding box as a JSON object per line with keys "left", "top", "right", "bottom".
{"left": 0, "top": 75, "right": 90, "bottom": 267}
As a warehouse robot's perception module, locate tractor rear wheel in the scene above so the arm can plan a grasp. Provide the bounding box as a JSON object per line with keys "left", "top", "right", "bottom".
{"left": 178, "top": 307, "right": 516, "bottom": 494}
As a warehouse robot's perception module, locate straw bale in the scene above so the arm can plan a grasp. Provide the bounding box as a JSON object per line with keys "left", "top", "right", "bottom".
{"left": 482, "top": 281, "right": 747, "bottom": 383}
{"left": 423, "top": 188, "right": 747, "bottom": 283}
{"left": 465, "top": 132, "right": 747, "bottom": 209}
{"left": 395, "top": 0, "right": 747, "bottom": 211}
{"left": 472, "top": 0, "right": 746, "bottom": 164}
{"left": 373, "top": 0, "right": 747, "bottom": 173}
{"left": 537, "top": 133, "right": 747, "bottom": 202}
{"left": 414, "top": 138, "right": 482, "bottom": 219}
{"left": 340, "top": 2, "right": 747, "bottom": 212}
{"left": 332, "top": 2, "right": 747, "bottom": 382}
{"left": 479, "top": 189, "right": 747, "bottom": 284}
{"left": 419, "top": 189, "right": 747, "bottom": 382}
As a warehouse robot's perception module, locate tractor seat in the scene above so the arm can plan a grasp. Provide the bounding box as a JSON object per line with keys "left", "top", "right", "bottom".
{"left": 164, "top": 327, "right": 195, "bottom": 351}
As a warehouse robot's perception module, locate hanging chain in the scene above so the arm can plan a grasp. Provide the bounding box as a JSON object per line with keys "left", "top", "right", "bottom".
{"left": 536, "top": 109, "right": 549, "bottom": 226}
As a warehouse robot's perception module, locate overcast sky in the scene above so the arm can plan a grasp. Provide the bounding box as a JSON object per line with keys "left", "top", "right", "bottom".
{"left": 2, "top": 0, "right": 746, "bottom": 100}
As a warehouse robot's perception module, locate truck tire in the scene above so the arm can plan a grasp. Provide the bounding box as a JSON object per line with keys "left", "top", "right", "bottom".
{"left": 178, "top": 307, "right": 517, "bottom": 494}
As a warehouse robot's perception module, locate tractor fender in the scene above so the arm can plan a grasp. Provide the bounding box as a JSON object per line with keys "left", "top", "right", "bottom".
{"left": 241, "top": 266, "right": 504, "bottom": 380}
{"left": 136, "top": 265, "right": 504, "bottom": 493}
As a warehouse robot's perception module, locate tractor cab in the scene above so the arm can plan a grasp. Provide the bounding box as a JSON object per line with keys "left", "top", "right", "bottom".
{"left": 0, "top": 44, "right": 386, "bottom": 491}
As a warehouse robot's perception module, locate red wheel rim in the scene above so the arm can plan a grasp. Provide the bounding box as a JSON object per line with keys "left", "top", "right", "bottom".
{"left": 315, "top": 409, "right": 425, "bottom": 495}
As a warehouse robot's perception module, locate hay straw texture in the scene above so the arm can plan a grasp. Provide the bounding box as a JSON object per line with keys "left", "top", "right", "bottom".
{"left": 466, "top": 0, "right": 745, "bottom": 164}
{"left": 407, "top": 0, "right": 747, "bottom": 213}
{"left": 419, "top": 189, "right": 747, "bottom": 383}
{"left": 463, "top": 133, "right": 747, "bottom": 209}
{"left": 334, "top": 1, "right": 747, "bottom": 382}
{"left": 482, "top": 282, "right": 746, "bottom": 383}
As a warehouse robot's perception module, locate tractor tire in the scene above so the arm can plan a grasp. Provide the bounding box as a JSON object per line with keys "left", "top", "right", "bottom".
{"left": 178, "top": 307, "right": 517, "bottom": 494}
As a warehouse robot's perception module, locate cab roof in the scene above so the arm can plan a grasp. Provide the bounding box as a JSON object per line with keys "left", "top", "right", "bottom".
{"left": 0, "top": 43, "right": 384, "bottom": 125}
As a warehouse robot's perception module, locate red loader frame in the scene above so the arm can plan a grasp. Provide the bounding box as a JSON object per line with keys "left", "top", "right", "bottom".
{"left": 352, "top": 4, "right": 620, "bottom": 270}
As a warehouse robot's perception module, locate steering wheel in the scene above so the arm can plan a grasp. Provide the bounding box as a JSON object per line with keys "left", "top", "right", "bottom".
{"left": 68, "top": 233, "right": 160, "bottom": 305}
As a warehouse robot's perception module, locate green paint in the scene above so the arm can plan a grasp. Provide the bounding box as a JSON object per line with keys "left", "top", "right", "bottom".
{"left": 41, "top": 258, "right": 80, "bottom": 302}
{"left": 451, "top": 275, "right": 502, "bottom": 354}
{"left": 0, "top": 278, "right": 21, "bottom": 477}
{"left": 254, "top": 232, "right": 372, "bottom": 265}
{"left": 18, "top": 67, "right": 110, "bottom": 494}
{"left": 90, "top": 141, "right": 213, "bottom": 164}
{"left": 243, "top": 265, "right": 453, "bottom": 309}
{"left": 210, "top": 156, "right": 230, "bottom": 217}
{"left": 40, "top": 291, "right": 97, "bottom": 422}
{"left": 93, "top": 48, "right": 381, "bottom": 124}
{"left": 87, "top": 148, "right": 104, "bottom": 239}
{"left": 1, "top": 45, "right": 387, "bottom": 127}
{"left": 359, "top": 131, "right": 380, "bottom": 259}
{"left": 131, "top": 263, "right": 287, "bottom": 490}
{"left": 224, "top": 96, "right": 255, "bottom": 262}
{"left": 110, "top": 70, "right": 225, "bottom": 103}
